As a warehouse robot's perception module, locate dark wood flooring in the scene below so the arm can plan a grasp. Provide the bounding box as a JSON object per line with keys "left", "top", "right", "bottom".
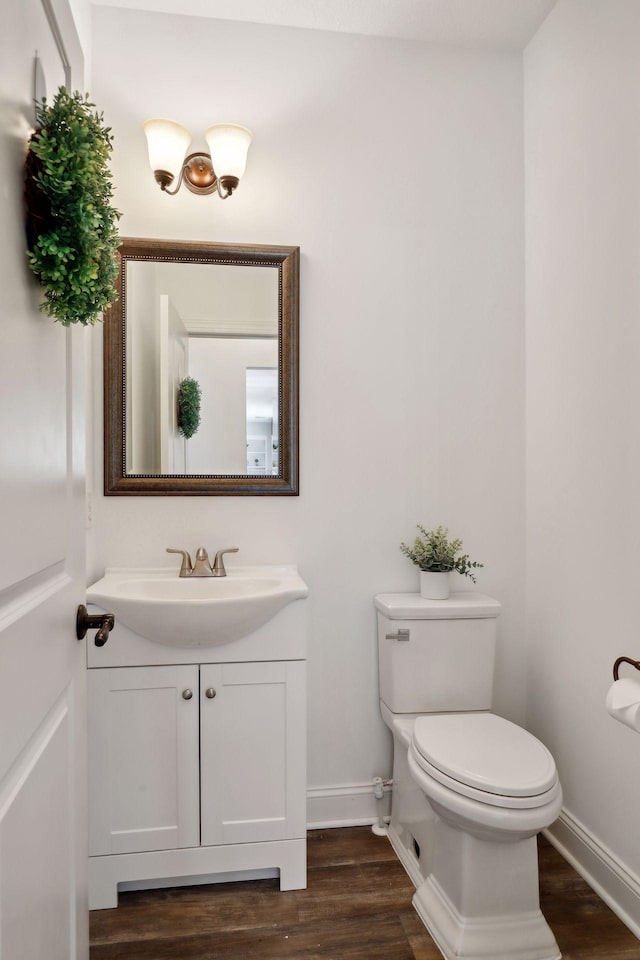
{"left": 90, "top": 828, "right": 640, "bottom": 959}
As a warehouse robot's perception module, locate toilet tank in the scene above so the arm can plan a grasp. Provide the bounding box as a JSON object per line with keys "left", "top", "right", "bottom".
{"left": 375, "top": 593, "right": 501, "bottom": 714}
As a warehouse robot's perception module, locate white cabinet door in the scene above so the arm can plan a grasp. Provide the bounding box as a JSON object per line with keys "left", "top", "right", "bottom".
{"left": 89, "top": 666, "right": 200, "bottom": 856}
{"left": 200, "top": 661, "right": 306, "bottom": 847}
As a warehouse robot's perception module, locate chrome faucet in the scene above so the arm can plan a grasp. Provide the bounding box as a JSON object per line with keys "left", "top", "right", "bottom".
{"left": 166, "top": 546, "right": 239, "bottom": 578}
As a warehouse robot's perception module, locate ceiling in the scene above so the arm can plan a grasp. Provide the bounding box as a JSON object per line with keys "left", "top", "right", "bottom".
{"left": 92, "top": 0, "right": 557, "bottom": 50}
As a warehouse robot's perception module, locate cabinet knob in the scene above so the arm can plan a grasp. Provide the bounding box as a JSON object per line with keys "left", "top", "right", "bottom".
{"left": 205, "top": 687, "right": 216, "bottom": 699}
{"left": 182, "top": 688, "right": 193, "bottom": 700}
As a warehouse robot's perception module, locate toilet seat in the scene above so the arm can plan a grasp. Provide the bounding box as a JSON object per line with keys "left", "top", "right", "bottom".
{"left": 411, "top": 712, "right": 559, "bottom": 810}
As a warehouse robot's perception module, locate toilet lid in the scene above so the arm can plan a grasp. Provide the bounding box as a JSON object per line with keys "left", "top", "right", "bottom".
{"left": 412, "top": 713, "right": 557, "bottom": 798}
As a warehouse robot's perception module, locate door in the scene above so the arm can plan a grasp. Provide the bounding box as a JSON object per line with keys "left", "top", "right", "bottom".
{"left": 200, "top": 661, "right": 306, "bottom": 846}
{"left": 0, "top": 2, "right": 87, "bottom": 957}
{"left": 88, "top": 666, "right": 200, "bottom": 856}
{"left": 159, "top": 294, "right": 188, "bottom": 473}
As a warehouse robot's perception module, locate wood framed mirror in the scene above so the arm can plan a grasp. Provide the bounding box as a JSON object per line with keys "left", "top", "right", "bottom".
{"left": 104, "top": 238, "right": 299, "bottom": 495}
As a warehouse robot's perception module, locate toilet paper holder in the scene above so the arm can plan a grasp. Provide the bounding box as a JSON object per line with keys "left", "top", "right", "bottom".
{"left": 613, "top": 656, "right": 640, "bottom": 681}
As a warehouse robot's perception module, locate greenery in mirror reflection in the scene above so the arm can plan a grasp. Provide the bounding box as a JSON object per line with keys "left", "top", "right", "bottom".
{"left": 177, "top": 377, "right": 202, "bottom": 439}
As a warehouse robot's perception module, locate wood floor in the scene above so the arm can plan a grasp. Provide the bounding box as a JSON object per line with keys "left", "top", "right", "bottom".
{"left": 90, "top": 828, "right": 640, "bottom": 960}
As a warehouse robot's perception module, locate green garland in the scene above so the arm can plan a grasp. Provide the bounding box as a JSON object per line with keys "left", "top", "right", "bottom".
{"left": 177, "top": 377, "right": 202, "bottom": 439}
{"left": 25, "top": 88, "right": 121, "bottom": 326}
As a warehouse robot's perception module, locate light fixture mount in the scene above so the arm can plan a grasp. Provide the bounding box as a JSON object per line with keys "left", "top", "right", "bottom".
{"left": 153, "top": 152, "right": 242, "bottom": 199}
{"left": 183, "top": 152, "right": 217, "bottom": 195}
{"left": 156, "top": 152, "right": 218, "bottom": 196}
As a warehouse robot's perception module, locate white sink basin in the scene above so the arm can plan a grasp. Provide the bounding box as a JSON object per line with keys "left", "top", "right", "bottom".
{"left": 86, "top": 566, "right": 309, "bottom": 648}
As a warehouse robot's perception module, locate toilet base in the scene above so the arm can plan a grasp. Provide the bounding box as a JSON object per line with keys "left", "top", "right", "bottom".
{"left": 386, "top": 822, "right": 427, "bottom": 888}
{"left": 414, "top": 873, "right": 560, "bottom": 960}
{"left": 387, "top": 798, "right": 561, "bottom": 960}
{"left": 412, "top": 821, "right": 561, "bottom": 960}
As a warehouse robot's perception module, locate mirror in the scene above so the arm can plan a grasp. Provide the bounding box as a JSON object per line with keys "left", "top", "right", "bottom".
{"left": 104, "top": 238, "right": 299, "bottom": 495}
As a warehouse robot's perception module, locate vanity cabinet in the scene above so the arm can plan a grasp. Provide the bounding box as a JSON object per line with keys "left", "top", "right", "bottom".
{"left": 89, "top": 660, "right": 306, "bottom": 860}
{"left": 86, "top": 597, "right": 308, "bottom": 911}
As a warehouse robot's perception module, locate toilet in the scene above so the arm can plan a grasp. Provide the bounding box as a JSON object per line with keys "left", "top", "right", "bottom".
{"left": 376, "top": 592, "right": 562, "bottom": 960}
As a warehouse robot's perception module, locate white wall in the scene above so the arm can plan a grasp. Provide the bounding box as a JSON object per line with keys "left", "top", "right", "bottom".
{"left": 525, "top": 0, "right": 640, "bottom": 930}
{"left": 89, "top": 8, "right": 525, "bottom": 806}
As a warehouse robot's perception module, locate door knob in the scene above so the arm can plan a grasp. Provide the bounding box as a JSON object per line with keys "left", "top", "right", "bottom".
{"left": 205, "top": 687, "right": 216, "bottom": 699}
{"left": 182, "top": 689, "right": 193, "bottom": 700}
{"left": 76, "top": 604, "right": 115, "bottom": 647}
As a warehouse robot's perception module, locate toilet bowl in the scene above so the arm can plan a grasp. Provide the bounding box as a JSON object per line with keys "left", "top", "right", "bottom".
{"left": 375, "top": 593, "right": 562, "bottom": 960}
{"left": 410, "top": 712, "right": 562, "bottom": 840}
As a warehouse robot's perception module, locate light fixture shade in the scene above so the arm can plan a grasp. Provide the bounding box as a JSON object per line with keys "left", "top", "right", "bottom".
{"left": 204, "top": 123, "right": 253, "bottom": 181}
{"left": 143, "top": 118, "right": 192, "bottom": 179}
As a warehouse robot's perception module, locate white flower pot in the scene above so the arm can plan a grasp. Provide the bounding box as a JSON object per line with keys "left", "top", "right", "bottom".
{"left": 420, "top": 571, "right": 450, "bottom": 600}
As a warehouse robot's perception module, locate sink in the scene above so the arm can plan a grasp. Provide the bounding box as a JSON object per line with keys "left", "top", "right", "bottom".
{"left": 86, "top": 566, "right": 309, "bottom": 647}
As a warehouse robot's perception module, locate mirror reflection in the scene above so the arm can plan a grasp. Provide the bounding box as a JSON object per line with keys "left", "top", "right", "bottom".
{"left": 104, "top": 238, "right": 299, "bottom": 496}
{"left": 125, "top": 261, "right": 279, "bottom": 476}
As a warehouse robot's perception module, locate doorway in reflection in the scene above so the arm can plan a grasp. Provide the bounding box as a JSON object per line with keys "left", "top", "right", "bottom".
{"left": 245, "top": 367, "right": 279, "bottom": 476}
{"left": 187, "top": 341, "right": 278, "bottom": 474}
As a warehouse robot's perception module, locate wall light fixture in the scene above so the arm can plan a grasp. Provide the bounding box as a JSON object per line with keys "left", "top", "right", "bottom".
{"left": 143, "top": 119, "right": 252, "bottom": 199}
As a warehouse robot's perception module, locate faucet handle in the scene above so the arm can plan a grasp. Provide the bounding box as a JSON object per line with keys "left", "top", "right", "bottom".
{"left": 166, "top": 548, "right": 193, "bottom": 578}
{"left": 212, "top": 547, "right": 239, "bottom": 577}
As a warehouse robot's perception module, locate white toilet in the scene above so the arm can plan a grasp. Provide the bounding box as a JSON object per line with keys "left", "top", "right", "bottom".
{"left": 376, "top": 592, "right": 562, "bottom": 960}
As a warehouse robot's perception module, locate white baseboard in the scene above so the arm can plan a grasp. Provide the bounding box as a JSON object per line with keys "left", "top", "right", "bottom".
{"left": 545, "top": 808, "right": 640, "bottom": 940}
{"left": 307, "top": 782, "right": 391, "bottom": 829}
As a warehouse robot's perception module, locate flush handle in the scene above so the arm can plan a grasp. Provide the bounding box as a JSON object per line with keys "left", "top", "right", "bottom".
{"left": 385, "top": 629, "right": 410, "bottom": 641}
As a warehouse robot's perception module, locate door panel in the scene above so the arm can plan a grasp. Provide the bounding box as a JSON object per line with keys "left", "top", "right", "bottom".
{"left": 0, "top": 1, "right": 86, "bottom": 956}
{"left": 0, "top": 695, "right": 73, "bottom": 959}
{"left": 0, "top": 2, "right": 72, "bottom": 594}
{"left": 89, "top": 666, "right": 200, "bottom": 856}
{"left": 200, "top": 661, "right": 306, "bottom": 847}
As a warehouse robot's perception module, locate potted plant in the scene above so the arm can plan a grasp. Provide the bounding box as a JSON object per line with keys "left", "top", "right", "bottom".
{"left": 25, "top": 88, "right": 121, "bottom": 326}
{"left": 400, "top": 525, "right": 483, "bottom": 599}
